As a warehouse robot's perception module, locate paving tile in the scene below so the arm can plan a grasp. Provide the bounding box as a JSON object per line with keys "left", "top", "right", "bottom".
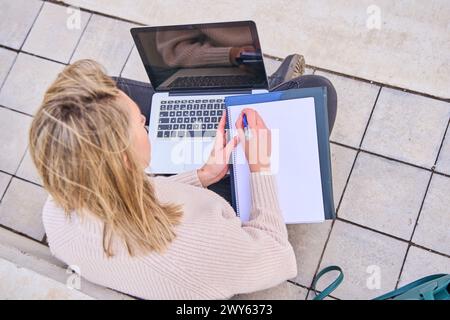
{"left": 339, "top": 152, "right": 430, "bottom": 240}
{"left": 412, "top": 174, "right": 450, "bottom": 256}
{"left": 16, "top": 149, "right": 42, "bottom": 186}
{"left": 0, "top": 257, "right": 92, "bottom": 299}
{"left": 0, "top": 172, "right": 11, "bottom": 198}
{"left": 315, "top": 71, "right": 380, "bottom": 148}
{"left": 0, "top": 0, "right": 42, "bottom": 49}
{"left": 330, "top": 144, "right": 357, "bottom": 209}
{"left": 0, "top": 48, "right": 17, "bottom": 86}
{"left": 232, "top": 281, "right": 307, "bottom": 300}
{"left": 362, "top": 88, "right": 450, "bottom": 168}
{"left": 318, "top": 220, "right": 408, "bottom": 300}
{"left": 0, "top": 53, "right": 64, "bottom": 115}
{"left": 120, "top": 46, "right": 149, "bottom": 83}
{"left": 287, "top": 221, "right": 332, "bottom": 287}
{"left": 71, "top": 14, "right": 136, "bottom": 76}
{"left": 0, "top": 178, "right": 47, "bottom": 240}
{"left": 0, "top": 108, "right": 32, "bottom": 174}
{"left": 435, "top": 129, "right": 450, "bottom": 175}
{"left": 22, "top": 2, "right": 90, "bottom": 63}
{"left": 399, "top": 246, "right": 450, "bottom": 286}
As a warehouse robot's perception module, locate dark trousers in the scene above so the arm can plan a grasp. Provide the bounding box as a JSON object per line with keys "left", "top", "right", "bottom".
{"left": 114, "top": 75, "right": 337, "bottom": 204}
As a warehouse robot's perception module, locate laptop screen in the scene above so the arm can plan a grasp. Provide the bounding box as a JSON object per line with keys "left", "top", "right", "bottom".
{"left": 131, "top": 21, "right": 269, "bottom": 91}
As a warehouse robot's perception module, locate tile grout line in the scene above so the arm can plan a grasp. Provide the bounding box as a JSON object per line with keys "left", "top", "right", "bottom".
{"left": 304, "top": 137, "right": 361, "bottom": 297}
{"left": 305, "top": 219, "right": 337, "bottom": 297}
{"left": 287, "top": 279, "right": 339, "bottom": 300}
{"left": 394, "top": 172, "right": 434, "bottom": 289}
{"left": 358, "top": 149, "right": 433, "bottom": 172}
{"left": 0, "top": 176, "right": 13, "bottom": 204}
{"left": 433, "top": 170, "right": 450, "bottom": 179}
{"left": 0, "top": 142, "right": 41, "bottom": 243}
{"left": 408, "top": 242, "right": 450, "bottom": 259}
{"left": 0, "top": 169, "right": 42, "bottom": 188}
{"left": 311, "top": 85, "right": 396, "bottom": 297}
{"left": 0, "top": 45, "right": 67, "bottom": 66}
{"left": 45, "top": 0, "right": 146, "bottom": 27}
{"left": 0, "top": 141, "right": 34, "bottom": 199}
{"left": 0, "top": 53, "right": 20, "bottom": 93}
{"left": 18, "top": 1, "right": 45, "bottom": 52}
{"left": 394, "top": 118, "right": 450, "bottom": 289}
{"left": 67, "top": 12, "right": 93, "bottom": 64}
{"left": 334, "top": 85, "right": 382, "bottom": 219}
{"left": 431, "top": 119, "right": 450, "bottom": 173}
{"left": 331, "top": 139, "right": 446, "bottom": 176}
{"left": 311, "top": 66, "right": 449, "bottom": 103}
{"left": 0, "top": 224, "right": 46, "bottom": 246}
{"left": 358, "top": 86, "right": 383, "bottom": 149}
{"left": 333, "top": 199, "right": 450, "bottom": 259}
{"left": 119, "top": 44, "right": 136, "bottom": 77}
{"left": 304, "top": 148, "right": 360, "bottom": 297}
{"left": 305, "top": 84, "right": 382, "bottom": 297}
{"left": 286, "top": 280, "right": 311, "bottom": 292}
{"left": 0, "top": 104, "right": 33, "bottom": 118}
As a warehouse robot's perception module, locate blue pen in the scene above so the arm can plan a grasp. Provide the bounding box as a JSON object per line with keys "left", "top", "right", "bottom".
{"left": 242, "top": 113, "right": 251, "bottom": 140}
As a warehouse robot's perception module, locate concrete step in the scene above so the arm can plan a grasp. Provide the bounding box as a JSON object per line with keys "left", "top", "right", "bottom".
{"left": 0, "top": 227, "right": 132, "bottom": 300}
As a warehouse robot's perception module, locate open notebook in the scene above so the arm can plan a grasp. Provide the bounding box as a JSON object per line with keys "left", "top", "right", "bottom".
{"left": 225, "top": 87, "right": 335, "bottom": 224}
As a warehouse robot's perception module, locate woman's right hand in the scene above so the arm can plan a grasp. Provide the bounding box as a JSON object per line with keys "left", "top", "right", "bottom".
{"left": 235, "top": 108, "right": 272, "bottom": 173}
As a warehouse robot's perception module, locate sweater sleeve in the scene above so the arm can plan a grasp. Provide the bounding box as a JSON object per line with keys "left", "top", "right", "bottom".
{"left": 156, "top": 30, "right": 232, "bottom": 67}
{"left": 166, "top": 172, "right": 297, "bottom": 298}
{"left": 156, "top": 170, "right": 204, "bottom": 188}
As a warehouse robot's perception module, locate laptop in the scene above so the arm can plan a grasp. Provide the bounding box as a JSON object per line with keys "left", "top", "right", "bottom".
{"left": 131, "top": 21, "right": 269, "bottom": 174}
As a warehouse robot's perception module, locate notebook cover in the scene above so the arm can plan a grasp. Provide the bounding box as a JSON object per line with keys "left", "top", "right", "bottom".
{"left": 224, "top": 87, "right": 336, "bottom": 221}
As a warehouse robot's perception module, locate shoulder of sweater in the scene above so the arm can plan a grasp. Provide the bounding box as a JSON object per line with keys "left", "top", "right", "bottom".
{"left": 43, "top": 195, "right": 104, "bottom": 239}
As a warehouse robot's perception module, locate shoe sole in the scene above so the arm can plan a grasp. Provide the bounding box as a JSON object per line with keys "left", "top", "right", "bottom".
{"left": 285, "top": 54, "right": 305, "bottom": 80}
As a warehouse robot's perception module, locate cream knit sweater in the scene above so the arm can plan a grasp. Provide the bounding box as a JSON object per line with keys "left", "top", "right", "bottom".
{"left": 42, "top": 170, "right": 297, "bottom": 300}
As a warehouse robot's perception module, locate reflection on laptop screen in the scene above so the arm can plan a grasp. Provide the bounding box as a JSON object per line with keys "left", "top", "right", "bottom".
{"left": 132, "top": 21, "right": 269, "bottom": 91}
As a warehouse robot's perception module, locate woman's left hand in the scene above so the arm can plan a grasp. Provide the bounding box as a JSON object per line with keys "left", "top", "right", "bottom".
{"left": 197, "top": 112, "right": 240, "bottom": 187}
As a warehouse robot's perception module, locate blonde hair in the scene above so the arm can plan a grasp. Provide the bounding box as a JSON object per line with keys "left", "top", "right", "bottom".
{"left": 29, "top": 59, "right": 182, "bottom": 257}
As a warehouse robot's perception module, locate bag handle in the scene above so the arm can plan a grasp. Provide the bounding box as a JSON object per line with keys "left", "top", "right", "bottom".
{"left": 311, "top": 265, "right": 344, "bottom": 300}
{"left": 312, "top": 266, "right": 447, "bottom": 300}
{"left": 373, "top": 274, "right": 447, "bottom": 300}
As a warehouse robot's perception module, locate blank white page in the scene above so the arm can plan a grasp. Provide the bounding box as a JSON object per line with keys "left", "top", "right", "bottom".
{"left": 228, "top": 97, "right": 325, "bottom": 224}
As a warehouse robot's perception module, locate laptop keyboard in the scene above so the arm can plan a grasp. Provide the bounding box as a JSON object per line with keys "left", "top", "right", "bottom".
{"left": 157, "top": 98, "right": 225, "bottom": 138}
{"left": 168, "top": 75, "right": 255, "bottom": 89}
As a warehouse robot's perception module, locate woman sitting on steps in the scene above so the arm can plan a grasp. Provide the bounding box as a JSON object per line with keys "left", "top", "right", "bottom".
{"left": 29, "top": 56, "right": 336, "bottom": 299}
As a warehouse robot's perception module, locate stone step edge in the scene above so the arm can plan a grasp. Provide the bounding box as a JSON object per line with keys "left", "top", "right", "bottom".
{"left": 0, "top": 227, "right": 132, "bottom": 300}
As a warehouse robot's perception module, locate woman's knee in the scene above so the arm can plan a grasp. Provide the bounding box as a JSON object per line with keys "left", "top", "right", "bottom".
{"left": 286, "top": 74, "right": 337, "bottom": 134}
{"left": 293, "top": 75, "right": 336, "bottom": 100}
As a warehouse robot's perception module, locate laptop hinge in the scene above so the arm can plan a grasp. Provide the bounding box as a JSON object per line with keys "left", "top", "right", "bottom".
{"left": 168, "top": 88, "right": 253, "bottom": 96}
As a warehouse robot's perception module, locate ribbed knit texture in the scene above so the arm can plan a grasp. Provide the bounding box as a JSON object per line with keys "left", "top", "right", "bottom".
{"left": 156, "top": 27, "right": 253, "bottom": 67}
{"left": 42, "top": 170, "right": 297, "bottom": 300}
